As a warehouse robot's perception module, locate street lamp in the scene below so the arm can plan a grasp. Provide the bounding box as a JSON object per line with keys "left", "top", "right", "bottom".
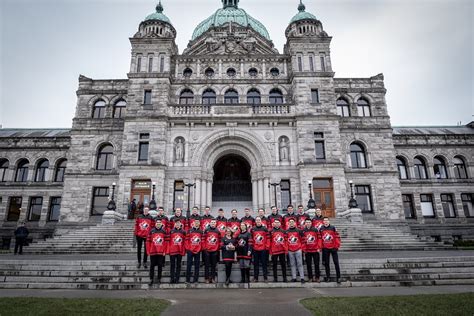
{"left": 184, "top": 181, "right": 196, "bottom": 218}
{"left": 107, "top": 182, "right": 117, "bottom": 211}
{"left": 307, "top": 180, "right": 316, "bottom": 210}
{"left": 268, "top": 181, "right": 280, "bottom": 209}
{"left": 348, "top": 180, "right": 358, "bottom": 209}
{"left": 149, "top": 182, "right": 157, "bottom": 210}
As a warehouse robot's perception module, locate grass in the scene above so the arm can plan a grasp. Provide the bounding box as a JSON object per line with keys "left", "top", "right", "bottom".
{"left": 301, "top": 293, "right": 474, "bottom": 316}
{"left": 0, "top": 298, "right": 170, "bottom": 316}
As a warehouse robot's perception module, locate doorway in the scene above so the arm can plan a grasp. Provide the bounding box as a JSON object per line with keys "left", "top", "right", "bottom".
{"left": 131, "top": 180, "right": 151, "bottom": 217}
{"left": 312, "top": 178, "right": 335, "bottom": 218}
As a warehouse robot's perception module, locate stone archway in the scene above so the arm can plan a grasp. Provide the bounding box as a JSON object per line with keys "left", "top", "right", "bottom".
{"left": 213, "top": 154, "right": 252, "bottom": 202}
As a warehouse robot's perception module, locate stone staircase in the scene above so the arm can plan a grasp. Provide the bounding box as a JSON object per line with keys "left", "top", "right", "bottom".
{"left": 24, "top": 218, "right": 446, "bottom": 254}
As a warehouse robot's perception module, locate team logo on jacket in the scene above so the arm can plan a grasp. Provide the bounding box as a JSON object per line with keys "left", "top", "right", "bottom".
{"left": 140, "top": 222, "right": 149, "bottom": 230}
{"left": 307, "top": 235, "right": 316, "bottom": 244}
{"left": 191, "top": 236, "right": 201, "bottom": 245}
{"left": 274, "top": 235, "right": 284, "bottom": 244}
{"left": 208, "top": 235, "right": 217, "bottom": 245}
{"left": 289, "top": 236, "right": 299, "bottom": 244}
{"left": 153, "top": 236, "right": 163, "bottom": 245}
{"left": 238, "top": 239, "right": 246, "bottom": 246}
{"left": 323, "top": 233, "right": 332, "bottom": 242}
{"left": 219, "top": 224, "right": 227, "bottom": 231}
{"left": 255, "top": 234, "right": 264, "bottom": 244}
{"left": 315, "top": 222, "right": 323, "bottom": 230}
{"left": 173, "top": 235, "right": 183, "bottom": 244}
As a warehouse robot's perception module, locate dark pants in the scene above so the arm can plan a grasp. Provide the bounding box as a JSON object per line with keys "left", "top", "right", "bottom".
{"left": 305, "top": 252, "right": 321, "bottom": 279}
{"left": 186, "top": 251, "right": 200, "bottom": 283}
{"left": 253, "top": 250, "right": 268, "bottom": 279}
{"left": 14, "top": 237, "right": 25, "bottom": 254}
{"left": 136, "top": 236, "right": 148, "bottom": 264}
{"left": 322, "top": 248, "right": 341, "bottom": 279}
{"left": 204, "top": 251, "right": 218, "bottom": 280}
{"left": 272, "top": 253, "right": 287, "bottom": 280}
{"left": 149, "top": 255, "right": 165, "bottom": 281}
{"left": 170, "top": 255, "right": 183, "bottom": 283}
{"left": 225, "top": 261, "right": 233, "bottom": 280}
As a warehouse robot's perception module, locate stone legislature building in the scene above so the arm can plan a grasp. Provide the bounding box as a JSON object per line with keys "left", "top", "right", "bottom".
{"left": 0, "top": 0, "right": 473, "bottom": 243}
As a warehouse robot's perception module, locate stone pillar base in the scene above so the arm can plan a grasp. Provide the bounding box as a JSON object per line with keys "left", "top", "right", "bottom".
{"left": 339, "top": 208, "right": 363, "bottom": 223}
{"left": 102, "top": 210, "right": 125, "bottom": 225}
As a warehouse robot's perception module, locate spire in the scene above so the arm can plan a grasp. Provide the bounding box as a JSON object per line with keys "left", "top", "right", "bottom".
{"left": 156, "top": 0, "right": 163, "bottom": 13}
{"left": 222, "top": 0, "right": 239, "bottom": 8}
{"left": 298, "top": 0, "right": 306, "bottom": 12}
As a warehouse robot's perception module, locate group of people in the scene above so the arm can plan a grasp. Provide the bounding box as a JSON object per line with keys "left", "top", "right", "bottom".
{"left": 134, "top": 204, "right": 341, "bottom": 286}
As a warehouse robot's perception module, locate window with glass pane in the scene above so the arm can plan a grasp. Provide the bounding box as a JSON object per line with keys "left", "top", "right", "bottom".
{"left": 92, "top": 100, "right": 106, "bottom": 119}
{"left": 35, "top": 160, "right": 49, "bottom": 182}
{"left": 183, "top": 68, "right": 193, "bottom": 78}
{"left": 453, "top": 157, "right": 468, "bottom": 179}
{"left": 248, "top": 68, "right": 258, "bottom": 77}
{"left": 224, "top": 89, "right": 239, "bottom": 104}
{"left": 137, "top": 56, "right": 142, "bottom": 72}
{"left": 205, "top": 68, "right": 215, "bottom": 78}
{"left": 49, "top": 197, "right": 61, "bottom": 221}
{"left": 0, "top": 159, "right": 9, "bottom": 182}
{"left": 433, "top": 157, "right": 448, "bottom": 179}
{"left": 28, "top": 197, "right": 43, "bottom": 221}
{"left": 357, "top": 99, "right": 371, "bottom": 117}
{"left": 160, "top": 55, "right": 165, "bottom": 73}
{"left": 269, "top": 89, "right": 284, "bottom": 104}
{"left": 313, "top": 179, "right": 332, "bottom": 189}
{"left": 314, "top": 134, "right": 325, "bottom": 161}
{"left": 350, "top": 143, "right": 367, "bottom": 168}
{"left": 309, "top": 55, "right": 314, "bottom": 72}
{"left": 96, "top": 145, "right": 114, "bottom": 170}
{"left": 113, "top": 100, "right": 126, "bottom": 119}
{"left": 280, "top": 180, "right": 291, "bottom": 209}
{"left": 336, "top": 99, "right": 350, "bottom": 117}
{"left": 270, "top": 68, "right": 280, "bottom": 77}
{"left": 355, "top": 185, "right": 373, "bottom": 213}
{"left": 414, "top": 157, "right": 428, "bottom": 179}
{"left": 138, "top": 133, "right": 149, "bottom": 162}
{"left": 15, "top": 160, "right": 29, "bottom": 182}
{"left": 320, "top": 54, "right": 326, "bottom": 72}
{"left": 402, "top": 194, "right": 416, "bottom": 218}
{"left": 148, "top": 56, "right": 153, "bottom": 73}
{"left": 397, "top": 157, "right": 408, "bottom": 179}
{"left": 227, "top": 68, "right": 236, "bottom": 77}
{"left": 247, "top": 89, "right": 261, "bottom": 105}
{"left": 420, "top": 194, "right": 435, "bottom": 217}
{"left": 54, "top": 159, "right": 66, "bottom": 182}
{"left": 7, "top": 197, "right": 22, "bottom": 221}
{"left": 179, "top": 90, "right": 194, "bottom": 105}
{"left": 144, "top": 90, "right": 152, "bottom": 105}
{"left": 91, "top": 187, "right": 109, "bottom": 216}
{"left": 202, "top": 89, "right": 217, "bottom": 105}
{"left": 173, "top": 181, "right": 185, "bottom": 210}
{"left": 311, "top": 89, "right": 320, "bottom": 104}
{"left": 441, "top": 194, "right": 456, "bottom": 218}
{"left": 462, "top": 193, "right": 473, "bottom": 217}
{"left": 297, "top": 56, "right": 303, "bottom": 71}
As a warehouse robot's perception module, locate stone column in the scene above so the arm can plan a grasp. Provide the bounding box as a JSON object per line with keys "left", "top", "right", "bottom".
{"left": 201, "top": 180, "right": 207, "bottom": 209}
{"left": 207, "top": 181, "right": 212, "bottom": 209}
{"left": 195, "top": 179, "right": 201, "bottom": 209}
{"left": 252, "top": 180, "right": 258, "bottom": 211}
{"left": 258, "top": 179, "right": 264, "bottom": 208}
{"left": 263, "top": 178, "right": 270, "bottom": 209}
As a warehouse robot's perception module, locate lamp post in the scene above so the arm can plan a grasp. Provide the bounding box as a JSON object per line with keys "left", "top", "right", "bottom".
{"left": 307, "top": 180, "right": 316, "bottom": 210}
{"left": 184, "top": 181, "right": 196, "bottom": 218}
{"left": 149, "top": 182, "right": 157, "bottom": 210}
{"left": 107, "top": 182, "right": 117, "bottom": 211}
{"left": 348, "top": 180, "right": 358, "bottom": 209}
{"left": 268, "top": 181, "right": 280, "bottom": 209}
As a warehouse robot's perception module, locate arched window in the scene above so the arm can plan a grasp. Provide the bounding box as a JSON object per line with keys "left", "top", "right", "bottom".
{"left": 15, "top": 159, "right": 29, "bottom": 182}
{"left": 179, "top": 89, "right": 194, "bottom": 105}
{"left": 453, "top": 156, "right": 468, "bottom": 179}
{"left": 247, "top": 89, "right": 261, "bottom": 105}
{"left": 414, "top": 157, "right": 428, "bottom": 179}
{"left": 270, "top": 68, "right": 280, "bottom": 77}
{"left": 337, "top": 98, "right": 350, "bottom": 117}
{"left": 433, "top": 156, "right": 448, "bottom": 179}
{"left": 269, "top": 89, "right": 284, "bottom": 104}
{"left": 396, "top": 157, "right": 409, "bottom": 180}
{"left": 0, "top": 159, "right": 9, "bottom": 182}
{"left": 96, "top": 144, "right": 114, "bottom": 171}
{"left": 92, "top": 99, "right": 106, "bottom": 119}
{"left": 205, "top": 68, "right": 215, "bottom": 78}
{"left": 113, "top": 100, "right": 126, "bottom": 119}
{"left": 54, "top": 159, "right": 67, "bottom": 182}
{"left": 202, "top": 89, "right": 216, "bottom": 105}
{"left": 226, "top": 68, "right": 236, "bottom": 77}
{"left": 357, "top": 98, "right": 371, "bottom": 117}
{"left": 224, "top": 89, "right": 239, "bottom": 104}
{"left": 35, "top": 159, "right": 49, "bottom": 182}
{"left": 350, "top": 143, "right": 367, "bottom": 168}
{"left": 248, "top": 68, "right": 258, "bottom": 77}
{"left": 183, "top": 68, "right": 193, "bottom": 78}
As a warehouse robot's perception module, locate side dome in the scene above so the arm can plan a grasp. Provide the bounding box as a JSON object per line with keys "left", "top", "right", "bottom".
{"left": 144, "top": 1, "right": 172, "bottom": 25}
{"left": 289, "top": 1, "right": 317, "bottom": 24}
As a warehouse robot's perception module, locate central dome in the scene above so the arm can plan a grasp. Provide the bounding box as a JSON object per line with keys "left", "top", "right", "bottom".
{"left": 191, "top": 0, "right": 271, "bottom": 41}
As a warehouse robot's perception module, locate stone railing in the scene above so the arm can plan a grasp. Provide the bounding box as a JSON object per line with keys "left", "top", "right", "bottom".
{"left": 170, "top": 104, "right": 292, "bottom": 116}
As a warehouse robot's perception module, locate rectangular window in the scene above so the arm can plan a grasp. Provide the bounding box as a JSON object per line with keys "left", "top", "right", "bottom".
{"left": 91, "top": 187, "right": 109, "bottom": 216}
{"left": 420, "top": 194, "right": 435, "bottom": 218}
{"left": 280, "top": 180, "right": 291, "bottom": 209}
{"left": 297, "top": 55, "right": 303, "bottom": 72}
{"left": 402, "top": 194, "right": 416, "bottom": 219}
{"left": 137, "top": 56, "right": 142, "bottom": 72}
{"left": 173, "top": 181, "right": 185, "bottom": 210}
{"left": 462, "top": 193, "right": 474, "bottom": 218}
{"left": 160, "top": 55, "right": 165, "bottom": 73}
{"left": 355, "top": 185, "right": 373, "bottom": 213}
{"left": 311, "top": 89, "right": 320, "bottom": 104}
{"left": 28, "top": 197, "right": 43, "bottom": 221}
{"left": 148, "top": 56, "right": 153, "bottom": 73}
{"left": 314, "top": 132, "right": 326, "bottom": 161}
{"left": 309, "top": 55, "right": 315, "bottom": 72}
{"left": 7, "top": 197, "right": 22, "bottom": 221}
{"left": 138, "top": 133, "right": 150, "bottom": 162}
{"left": 144, "top": 90, "right": 152, "bottom": 105}
{"left": 441, "top": 194, "right": 456, "bottom": 218}
{"left": 48, "top": 197, "right": 61, "bottom": 221}
{"left": 320, "top": 53, "right": 326, "bottom": 72}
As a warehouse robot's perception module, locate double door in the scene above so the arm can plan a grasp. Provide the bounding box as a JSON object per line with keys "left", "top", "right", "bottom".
{"left": 312, "top": 178, "right": 335, "bottom": 218}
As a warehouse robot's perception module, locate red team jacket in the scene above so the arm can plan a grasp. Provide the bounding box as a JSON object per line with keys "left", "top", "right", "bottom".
{"left": 302, "top": 227, "right": 322, "bottom": 253}
{"left": 154, "top": 215, "right": 169, "bottom": 232}
{"left": 168, "top": 228, "right": 186, "bottom": 256}
{"left": 215, "top": 216, "right": 228, "bottom": 237}
{"left": 297, "top": 213, "right": 310, "bottom": 230}
{"left": 187, "top": 214, "right": 201, "bottom": 231}
{"left": 319, "top": 225, "right": 341, "bottom": 250}
{"left": 134, "top": 215, "right": 154, "bottom": 239}
{"left": 267, "top": 213, "right": 283, "bottom": 228}
{"left": 286, "top": 227, "right": 303, "bottom": 252}
{"left": 241, "top": 216, "right": 255, "bottom": 230}
{"left": 203, "top": 227, "right": 221, "bottom": 253}
{"left": 185, "top": 228, "right": 204, "bottom": 254}
{"left": 258, "top": 216, "right": 269, "bottom": 229}
{"left": 312, "top": 216, "right": 325, "bottom": 231}
{"left": 283, "top": 213, "right": 298, "bottom": 230}
{"left": 146, "top": 227, "right": 168, "bottom": 256}
{"left": 169, "top": 215, "right": 187, "bottom": 232}
{"left": 200, "top": 215, "right": 214, "bottom": 232}
{"left": 269, "top": 228, "right": 288, "bottom": 255}
{"left": 250, "top": 225, "right": 270, "bottom": 251}
{"left": 227, "top": 217, "right": 241, "bottom": 234}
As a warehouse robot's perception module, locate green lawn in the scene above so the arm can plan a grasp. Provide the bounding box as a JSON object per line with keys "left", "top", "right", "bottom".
{"left": 0, "top": 298, "right": 170, "bottom": 316}
{"left": 301, "top": 293, "right": 474, "bottom": 316}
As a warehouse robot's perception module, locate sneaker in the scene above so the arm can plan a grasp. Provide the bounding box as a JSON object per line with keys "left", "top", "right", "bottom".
{"left": 137, "top": 263, "right": 141, "bottom": 269}
{"left": 324, "top": 277, "right": 330, "bottom": 283}
{"left": 291, "top": 279, "right": 297, "bottom": 282}
{"left": 301, "top": 279, "right": 305, "bottom": 284}
{"left": 143, "top": 263, "right": 148, "bottom": 269}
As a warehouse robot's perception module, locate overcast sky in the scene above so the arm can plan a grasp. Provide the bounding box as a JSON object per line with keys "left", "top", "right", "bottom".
{"left": 0, "top": 0, "right": 472, "bottom": 129}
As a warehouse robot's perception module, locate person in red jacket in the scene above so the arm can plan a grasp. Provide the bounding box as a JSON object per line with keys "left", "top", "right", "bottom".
{"left": 312, "top": 208, "right": 324, "bottom": 231}
{"left": 200, "top": 206, "right": 214, "bottom": 231}
{"left": 228, "top": 209, "right": 241, "bottom": 236}
{"left": 257, "top": 208, "right": 269, "bottom": 229}
{"left": 269, "top": 219, "right": 288, "bottom": 282}
{"left": 185, "top": 219, "right": 204, "bottom": 284}
{"left": 251, "top": 216, "right": 270, "bottom": 282}
{"left": 187, "top": 206, "right": 201, "bottom": 232}
{"left": 216, "top": 208, "right": 228, "bottom": 237}
{"left": 134, "top": 207, "right": 153, "bottom": 269}
{"left": 169, "top": 220, "right": 186, "bottom": 284}
{"left": 320, "top": 217, "right": 341, "bottom": 284}
{"left": 268, "top": 206, "right": 283, "bottom": 229}
{"left": 155, "top": 207, "right": 168, "bottom": 231}
{"left": 241, "top": 208, "right": 255, "bottom": 230}
{"left": 203, "top": 219, "right": 221, "bottom": 283}
{"left": 283, "top": 205, "right": 298, "bottom": 230}
{"left": 169, "top": 208, "right": 187, "bottom": 232}
{"left": 287, "top": 218, "right": 305, "bottom": 283}
{"left": 297, "top": 205, "right": 309, "bottom": 230}
{"left": 146, "top": 219, "right": 168, "bottom": 286}
{"left": 302, "top": 219, "right": 322, "bottom": 282}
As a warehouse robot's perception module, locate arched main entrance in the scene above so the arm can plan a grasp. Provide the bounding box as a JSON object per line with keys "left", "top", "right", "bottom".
{"left": 212, "top": 154, "right": 252, "bottom": 202}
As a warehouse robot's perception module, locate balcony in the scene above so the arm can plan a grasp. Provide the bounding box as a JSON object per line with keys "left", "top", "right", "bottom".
{"left": 170, "top": 103, "right": 293, "bottom": 117}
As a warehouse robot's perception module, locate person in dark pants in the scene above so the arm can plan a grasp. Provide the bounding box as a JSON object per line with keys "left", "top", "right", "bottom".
{"left": 269, "top": 219, "right": 288, "bottom": 282}
{"left": 146, "top": 219, "right": 168, "bottom": 286}
{"left": 302, "top": 219, "right": 322, "bottom": 282}
{"left": 203, "top": 219, "right": 221, "bottom": 283}
{"left": 221, "top": 228, "right": 237, "bottom": 286}
{"left": 14, "top": 222, "right": 29, "bottom": 255}
{"left": 320, "top": 217, "right": 342, "bottom": 284}
{"left": 251, "top": 216, "right": 269, "bottom": 282}
{"left": 134, "top": 207, "right": 153, "bottom": 268}
{"left": 169, "top": 220, "right": 186, "bottom": 284}
{"left": 185, "top": 219, "right": 203, "bottom": 283}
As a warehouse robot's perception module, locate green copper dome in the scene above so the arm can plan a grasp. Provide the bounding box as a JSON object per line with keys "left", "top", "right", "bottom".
{"left": 144, "top": 1, "right": 172, "bottom": 24}
{"left": 192, "top": 0, "right": 271, "bottom": 41}
{"left": 289, "top": 1, "right": 317, "bottom": 24}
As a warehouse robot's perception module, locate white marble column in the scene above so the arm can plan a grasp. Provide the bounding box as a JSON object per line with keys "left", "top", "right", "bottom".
{"left": 207, "top": 181, "right": 212, "bottom": 209}
{"left": 263, "top": 178, "right": 270, "bottom": 209}
{"left": 201, "top": 180, "right": 207, "bottom": 209}
{"left": 194, "top": 180, "right": 201, "bottom": 209}
{"left": 252, "top": 180, "right": 258, "bottom": 211}
{"left": 258, "top": 179, "right": 264, "bottom": 208}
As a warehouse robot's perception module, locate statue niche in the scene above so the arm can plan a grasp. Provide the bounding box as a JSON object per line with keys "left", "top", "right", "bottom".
{"left": 279, "top": 136, "right": 290, "bottom": 162}
{"left": 174, "top": 137, "right": 185, "bottom": 162}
